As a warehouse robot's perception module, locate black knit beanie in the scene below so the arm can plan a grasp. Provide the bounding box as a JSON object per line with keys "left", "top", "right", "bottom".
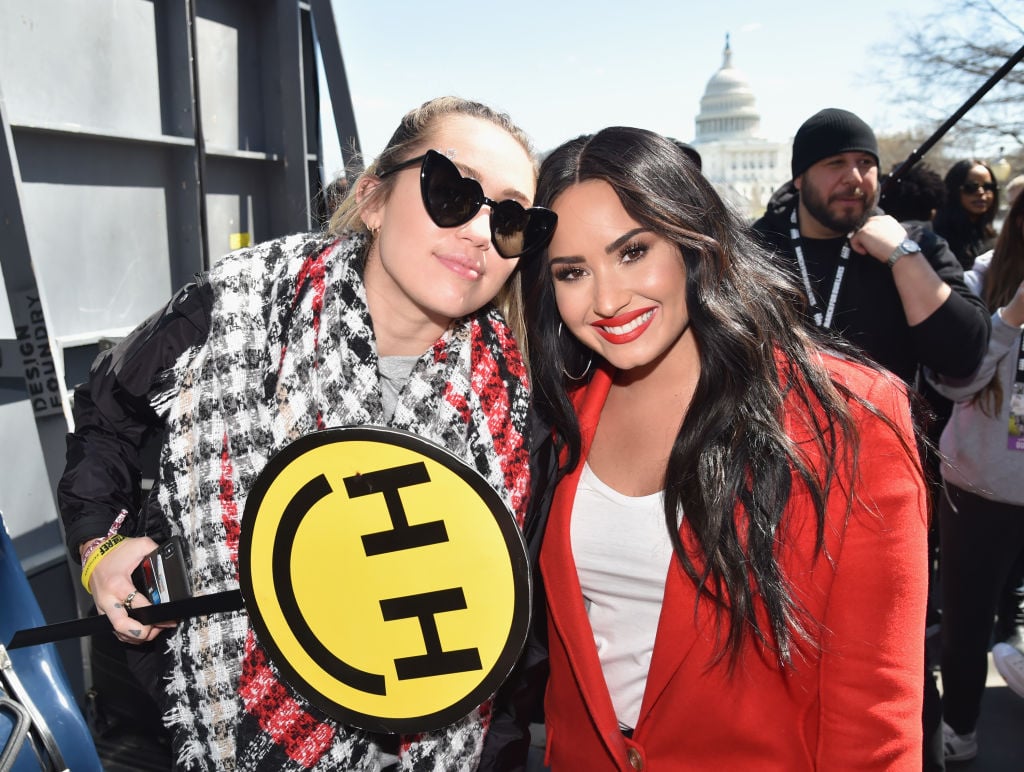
{"left": 791, "top": 108, "right": 879, "bottom": 179}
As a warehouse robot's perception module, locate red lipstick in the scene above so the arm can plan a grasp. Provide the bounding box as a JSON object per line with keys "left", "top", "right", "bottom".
{"left": 591, "top": 307, "right": 656, "bottom": 344}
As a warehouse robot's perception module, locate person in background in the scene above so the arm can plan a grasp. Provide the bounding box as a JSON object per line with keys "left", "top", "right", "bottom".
{"left": 57, "top": 96, "right": 554, "bottom": 771}
{"left": 927, "top": 189, "right": 1024, "bottom": 762}
{"left": 879, "top": 160, "right": 954, "bottom": 665}
{"left": 1004, "top": 174, "right": 1024, "bottom": 207}
{"left": 990, "top": 641, "right": 1024, "bottom": 701}
{"left": 933, "top": 159, "right": 1000, "bottom": 271}
{"left": 877, "top": 163, "right": 953, "bottom": 467}
{"left": 519, "top": 126, "right": 928, "bottom": 769}
{"left": 322, "top": 173, "right": 351, "bottom": 219}
{"left": 751, "top": 109, "right": 989, "bottom": 387}
{"left": 752, "top": 111, "right": 991, "bottom": 770}
{"left": 880, "top": 163, "right": 945, "bottom": 224}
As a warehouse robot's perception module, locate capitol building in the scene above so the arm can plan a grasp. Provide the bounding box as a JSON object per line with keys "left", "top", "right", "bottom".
{"left": 690, "top": 36, "right": 791, "bottom": 220}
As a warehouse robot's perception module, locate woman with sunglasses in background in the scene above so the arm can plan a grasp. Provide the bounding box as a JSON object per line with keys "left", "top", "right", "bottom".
{"left": 513, "top": 127, "right": 928, "bottom": 769}
{"left": 927, "top": 190, "right": 1024, "bottom": 762}
{"left": 934, "top": 159, "right": 1000, "bottom": 271}
{"left": 57, "top": 96, "right": 554, "bottom": 771}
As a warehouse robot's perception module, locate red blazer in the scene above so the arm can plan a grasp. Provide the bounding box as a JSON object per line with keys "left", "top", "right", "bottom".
{"left": 540, "top": 357, "right": 928, "bottom": 771}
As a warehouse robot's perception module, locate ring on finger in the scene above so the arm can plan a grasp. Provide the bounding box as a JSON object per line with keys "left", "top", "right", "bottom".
{"left": 124, "top": 591, "right": 137, "bottom": 610}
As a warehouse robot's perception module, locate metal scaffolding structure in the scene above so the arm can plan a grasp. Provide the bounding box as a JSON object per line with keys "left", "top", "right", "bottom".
{"left": 0, "top": 0, "right": 360, "bottom": 699}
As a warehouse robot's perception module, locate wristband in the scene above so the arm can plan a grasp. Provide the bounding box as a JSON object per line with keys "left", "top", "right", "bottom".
{"left": 80, "top": 508, "right": 131, "bottom": 565}
{"left": 107, "top": 508, "right": 128, "bottom": 537}
{"left": 80, "top": 534, "right": 127, "bottom": 593}
{"left": 80, "top": 537, "right": 105, "bottom": 564}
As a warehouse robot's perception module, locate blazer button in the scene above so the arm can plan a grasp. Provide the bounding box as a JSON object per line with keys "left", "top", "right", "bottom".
{"left": 627, "top": 747, "right": 644, "bottom": 770}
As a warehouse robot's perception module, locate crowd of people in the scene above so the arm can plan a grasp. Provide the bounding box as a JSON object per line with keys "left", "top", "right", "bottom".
{"left": 56, "top": 97, "right": 1023, "bottom": 770}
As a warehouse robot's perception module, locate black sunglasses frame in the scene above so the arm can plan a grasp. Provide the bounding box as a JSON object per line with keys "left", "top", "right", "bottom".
{"left": 377, "top": 149, "right": 556, "bottom": 259}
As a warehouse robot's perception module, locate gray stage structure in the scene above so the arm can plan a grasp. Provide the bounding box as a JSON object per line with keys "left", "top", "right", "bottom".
{"left": 0, "top": 0, "right": 360, "bottom": 699}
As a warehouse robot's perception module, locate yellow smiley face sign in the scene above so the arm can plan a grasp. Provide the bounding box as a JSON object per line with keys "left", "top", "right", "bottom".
{"left": 237, "top": 426, "right": 530, "bottom": 733}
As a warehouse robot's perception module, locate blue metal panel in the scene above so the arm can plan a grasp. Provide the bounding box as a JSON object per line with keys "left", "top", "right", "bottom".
{"left": 1, "top": 514, "right": 102, "bottom": 771}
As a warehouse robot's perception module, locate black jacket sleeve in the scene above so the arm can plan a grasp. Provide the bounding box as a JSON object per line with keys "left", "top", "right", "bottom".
{"left": 58, "top": 278, "right": 213, "bottom": 560}
{"left": 902, "top": 222, "right": 991, "bottom": 379}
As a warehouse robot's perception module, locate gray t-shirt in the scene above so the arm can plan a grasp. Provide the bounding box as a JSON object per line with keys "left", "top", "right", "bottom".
{"left": 378, "top": 354, "right": 419, "bottom": 421}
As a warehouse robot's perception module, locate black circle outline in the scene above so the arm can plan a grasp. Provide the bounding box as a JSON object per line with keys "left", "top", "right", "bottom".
{"left": 238, "top": 426, "right": 531, "bottom": 733}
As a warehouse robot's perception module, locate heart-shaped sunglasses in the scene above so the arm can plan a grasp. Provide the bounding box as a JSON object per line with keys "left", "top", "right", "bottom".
{"left": 377, "top": 149, "right": 556, "bottom": 259}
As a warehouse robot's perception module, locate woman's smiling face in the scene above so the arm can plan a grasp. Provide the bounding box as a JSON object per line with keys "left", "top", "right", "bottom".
{"left": 547, "top": 179, "right": 694, "bottom": 374}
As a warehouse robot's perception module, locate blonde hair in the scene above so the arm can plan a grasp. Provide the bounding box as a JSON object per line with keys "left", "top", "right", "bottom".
{"left": 328, "top": 96, "right": 536, "bottom": 355}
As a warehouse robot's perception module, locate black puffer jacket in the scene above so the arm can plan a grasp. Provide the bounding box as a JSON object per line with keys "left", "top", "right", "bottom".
{"left": 59, "top": 278, "right": 213, "bottom": 557}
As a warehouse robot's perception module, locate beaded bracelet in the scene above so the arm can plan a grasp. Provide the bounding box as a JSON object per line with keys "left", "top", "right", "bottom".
{"left": 80, "top": 534, "right": 127, "bottom": 593}
{"left": 80, "top": 508, "right": 130, "bottom": 565}
{"left": 80, "top": 537, "right": 105, "bottom": 564}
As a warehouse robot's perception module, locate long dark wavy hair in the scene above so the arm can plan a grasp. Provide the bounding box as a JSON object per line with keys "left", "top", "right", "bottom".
{"left": 933, "top": 158, "right": 999, "bottom": 269}
{"left": 972, "top": 189, "right": 1024, "bottom": 415}
{"left": 524, "top": 127, "right": 912, "bottom": 669}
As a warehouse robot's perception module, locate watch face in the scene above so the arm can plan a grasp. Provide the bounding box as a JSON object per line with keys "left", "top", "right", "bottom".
{"left": 902, "top": 238, "right": 920, "bottom": 253}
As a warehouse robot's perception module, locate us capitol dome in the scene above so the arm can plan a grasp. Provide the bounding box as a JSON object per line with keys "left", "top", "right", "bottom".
{"left": 690, "top": 35, "right": 791, "bottom": 219}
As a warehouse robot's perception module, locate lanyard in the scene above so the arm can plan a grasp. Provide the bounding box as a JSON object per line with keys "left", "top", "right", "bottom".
{"left": 789, "top": 208, "right": 851, "bottom": 329}
{"left": 1009, "top": 327, "right": 1024, "bottom": 452}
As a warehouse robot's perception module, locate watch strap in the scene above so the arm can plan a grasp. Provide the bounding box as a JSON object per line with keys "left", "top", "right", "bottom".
{"left": 886, "top": 247, "right": 907, "bottom": 268}
{"left": 887, "top": 239, "right": 918, "bottom": 268}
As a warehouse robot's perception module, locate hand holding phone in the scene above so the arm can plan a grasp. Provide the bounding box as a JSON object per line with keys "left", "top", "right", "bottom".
{"left": 131, "top": 536, "right": 192, "bottom": 605}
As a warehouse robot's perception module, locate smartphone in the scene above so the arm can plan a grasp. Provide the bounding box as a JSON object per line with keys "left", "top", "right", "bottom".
{"left": 132, "top": 536, "right": 191, "bottom": 604}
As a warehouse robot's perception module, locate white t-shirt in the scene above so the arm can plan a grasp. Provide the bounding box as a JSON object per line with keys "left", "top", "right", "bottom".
{"left": 571, "top": 462, "right": 675, "bottom": 729}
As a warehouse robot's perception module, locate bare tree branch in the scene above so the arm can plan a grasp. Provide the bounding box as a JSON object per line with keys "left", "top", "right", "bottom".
{"left": 875, "top": 0, "right": 1024, "bottom": 157}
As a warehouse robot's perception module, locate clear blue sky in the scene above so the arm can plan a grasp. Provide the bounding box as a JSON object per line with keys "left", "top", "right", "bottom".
{"left": 320, "top": 0, "right": 959, "bottom": 178}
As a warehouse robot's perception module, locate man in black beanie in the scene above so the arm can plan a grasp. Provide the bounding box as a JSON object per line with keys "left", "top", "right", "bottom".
{"left": 752, "top": 107, "right": 988, "bottom": 386}
{"left": 753, "top": 109, "right": 990, "bottom": 771}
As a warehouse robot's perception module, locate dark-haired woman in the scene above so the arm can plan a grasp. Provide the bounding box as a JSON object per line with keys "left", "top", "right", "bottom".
{"left": 933, "top": 159, "right": 999, "bottom": 271}
{"left": 58, "top": 96, "right": 553, "bottom": 771}
{"left": 520, "top": 127, "right": 928, "bottom": 769}
{"left": 927, "top": 190, "right": 1024, "bottom": 763}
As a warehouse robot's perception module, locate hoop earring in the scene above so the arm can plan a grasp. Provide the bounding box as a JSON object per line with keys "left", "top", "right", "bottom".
{"left": 558, "top": 323, "right": 593, "bottom": 381}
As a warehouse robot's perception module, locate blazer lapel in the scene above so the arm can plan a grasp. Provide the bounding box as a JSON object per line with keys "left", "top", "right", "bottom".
{"left": 541, "top": 366, "right": 715, "bottom": 746}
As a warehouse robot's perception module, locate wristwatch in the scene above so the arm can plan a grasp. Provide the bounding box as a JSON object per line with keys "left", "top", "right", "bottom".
{"left": 887, "top": 237, "right": 920, "bottom": 268}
